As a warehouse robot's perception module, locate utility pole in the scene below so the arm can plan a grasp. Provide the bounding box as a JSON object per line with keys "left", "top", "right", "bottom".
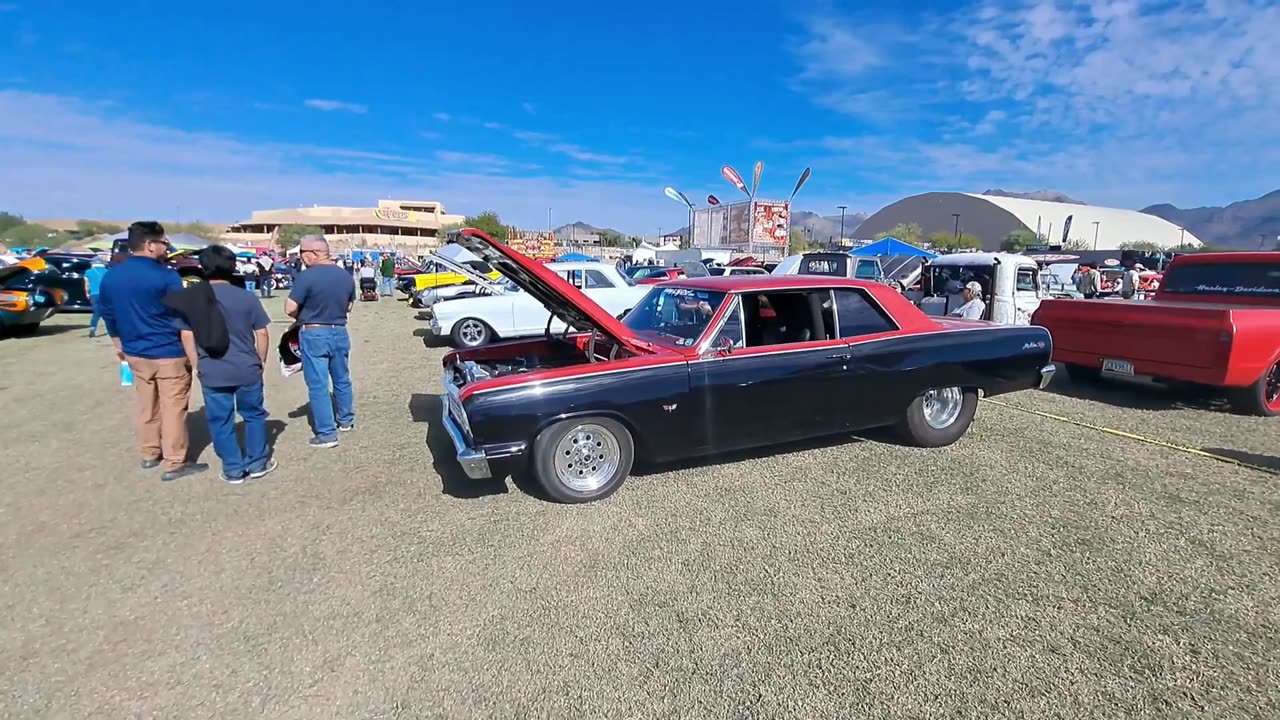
{"left": 837, "top": 205, "right": 848, "bottom": 247}
{"left": 1093, "top": 221, "right": 1101, "bottom": 250}
{"left": 952, "top": 213, "right": 961, "bottom": 241}
{"left": 1178, "top": 227, "right": 1185, "bottom": 249}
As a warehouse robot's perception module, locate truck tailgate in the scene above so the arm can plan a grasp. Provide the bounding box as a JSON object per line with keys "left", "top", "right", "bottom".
{"left": 1033, "top": 300, "right": 1231, "bottom": 369}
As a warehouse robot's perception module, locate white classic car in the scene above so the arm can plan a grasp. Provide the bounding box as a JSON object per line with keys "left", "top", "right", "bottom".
{"left": 428, "top": 261, "right": 648, "bottom": 347}
{"left": 411, "top": 250, "right": 513, "bottom": 310}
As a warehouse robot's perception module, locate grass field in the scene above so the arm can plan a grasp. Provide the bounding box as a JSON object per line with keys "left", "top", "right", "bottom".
{"left": 1, "top": 300, "right": 1277, "bottom": 719}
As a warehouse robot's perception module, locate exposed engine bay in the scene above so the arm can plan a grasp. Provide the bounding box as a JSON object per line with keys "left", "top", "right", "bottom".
{"left": 451, "top": 356, "right": 583, "bottom": 387}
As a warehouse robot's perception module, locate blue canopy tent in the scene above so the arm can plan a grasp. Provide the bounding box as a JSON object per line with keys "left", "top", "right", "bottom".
{"left": 556, "top": 252, "right": 597, "bottom": 262}
{"left": 849, "top": 237, "right": 936, "bottom": 258}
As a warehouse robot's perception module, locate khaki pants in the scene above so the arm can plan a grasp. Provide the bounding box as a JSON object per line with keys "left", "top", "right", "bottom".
{"left": 127, "top": 356, "right": 193, "bottom": 471}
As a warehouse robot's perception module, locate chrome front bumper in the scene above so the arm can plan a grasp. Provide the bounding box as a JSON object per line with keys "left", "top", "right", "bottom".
{"left": 441, "top": 398, "right": 492, "bottom": 480}
{"left": 1038, "top": 363, "right": 1056, "bottom": 389}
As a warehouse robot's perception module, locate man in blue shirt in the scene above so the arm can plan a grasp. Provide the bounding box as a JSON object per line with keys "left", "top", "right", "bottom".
{"left": 99, "top": 221, "right": 208, "bottom": 481}
{"left": 84, "top": 259, "right": 109, "bottom": 338}
{"left": 286, "top": 234, "right": 357, "bottom": 448}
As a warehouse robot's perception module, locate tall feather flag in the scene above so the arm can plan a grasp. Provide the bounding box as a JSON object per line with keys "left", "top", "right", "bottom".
{"left": 706, "top": 194, "right": 721, "bottom": 206}
{"left": 750, "top": 161, "right": 763, "bottom": 198}
{"left": 721, "top": 165, "right": 749, "bottom": 197}
{"left": 789, "top": 167, "right": 812, "bottom": 201}
{"left": 1061, "top": 214, "right": 1074, "bottom": 244}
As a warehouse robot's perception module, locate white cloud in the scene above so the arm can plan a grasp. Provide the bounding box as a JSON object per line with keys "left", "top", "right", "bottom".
{"left": 0, "top": 3, "right": 20, "bottom": 11}
{"left": 481, "top": 121, "right": 504, "bottom": 129}
{"left": 433, "top": 150, "right": 511, "bottom": 167}
{"left": 521, "top": 102, "right": 536, "bottom": 115}
{"left": 783, "top": 1, "right": 1280, "bottom": 208}
{"left": 303, "top": 99, "right": 367, "bottom": 114}
{"left": 432, "top": 112, "right": 450, "bottom": 121}
{"left": 0, "top": 91, "right": 683, "bottom": 234}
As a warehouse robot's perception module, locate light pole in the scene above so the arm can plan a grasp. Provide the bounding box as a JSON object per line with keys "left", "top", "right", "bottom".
{"left": 837, "top": 205, "right": 848, "bottom": 247}
{"left": 1178, "top": 227, "right": 1185, "bottom": 249}
{"left": 662, "top": 186, "right": 696, "bottom": 249}
{"left": 1092, "top": 221, "right": 1101, "bottom": 250}
{"left": 952, "top": 213, "right": 961, "bottom": 242}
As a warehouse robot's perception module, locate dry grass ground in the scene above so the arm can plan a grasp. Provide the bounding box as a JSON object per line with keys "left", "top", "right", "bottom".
{"left": 1, "top": 301, "right": 1277, "bottom": 719}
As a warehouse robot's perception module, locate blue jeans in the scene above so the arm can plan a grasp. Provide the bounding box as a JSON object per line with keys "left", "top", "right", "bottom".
{"left": 379, "top": 277, "right": 393, "bottom": 296}
{"left": 259, "top": 277, "right": 273, "bottom": 298}
{"left": 88, "top": 294, "right": 102, "bottom": 334}
{"left": 245, "top": 279, "right": 257, "bottom": 292}
{"left": 300, "top": 326, "right": 354, "bottom": 440}
{"left": 201, "top": 381, "right": 269, "bottom": 477}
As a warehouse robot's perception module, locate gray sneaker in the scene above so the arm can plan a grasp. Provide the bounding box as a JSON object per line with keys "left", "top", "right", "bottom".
{"left": 161, "top": 462, "right": 209, "bottom": 482}
{"left": 221, "top": 472, "right": 246, "bottom": 485}
{"left": 338, "top": 424, "right": 354, "bottom": 433}
{"left": 249, "top": 459, "right": 279, "bottom": 479}
{"left": 308, "top": 436, "right": 338, "bottom": 449}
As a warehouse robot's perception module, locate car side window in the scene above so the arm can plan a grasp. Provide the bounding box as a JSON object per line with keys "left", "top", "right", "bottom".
{"left": 710, "top": 297, "right": 744, "bottom": 348}
{"left": 855, "top": 260, "right": 880, "bottom": 280}
{"left": 739, "top": 290, "right": 833, "bottom": 347}
{"left": 833, "top": 288, "right": 897, "bottom": 338}
{"left": 584, "top": 270, "right": 613, "bottom": 289}
{"left": 1016, "top": 268, "right": 1036, "bottom": 292}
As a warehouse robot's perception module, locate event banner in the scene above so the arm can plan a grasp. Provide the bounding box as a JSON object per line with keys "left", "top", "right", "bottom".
{"left": 749, "top": 200, "right": 790, "bottom": 246}
{"left": 506, "top": 229, "right": 556, "bottom": 260}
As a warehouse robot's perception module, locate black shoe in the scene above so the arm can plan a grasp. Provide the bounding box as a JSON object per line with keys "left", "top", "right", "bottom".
{"left": 141, "top": 458, "right": 161, "bottom": 470}
{"left": 161, "top": 462, "right": 209, "bottom": 482}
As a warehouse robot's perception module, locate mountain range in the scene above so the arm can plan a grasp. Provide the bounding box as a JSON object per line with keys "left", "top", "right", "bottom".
{"left": 558, "top": 188, "right": 1280, "bottom": 250}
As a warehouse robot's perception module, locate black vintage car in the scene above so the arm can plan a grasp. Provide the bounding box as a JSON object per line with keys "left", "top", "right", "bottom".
{"left": 434, "top": 229, "right": 1056, "bottom": 504}
{"left": 34, "top": 253, "right": 98, "bottom": 311}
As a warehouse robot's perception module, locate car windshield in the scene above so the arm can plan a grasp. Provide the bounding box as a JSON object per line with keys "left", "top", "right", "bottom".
{"left": 925, "top": 265, "right": 994, "bottom": 295}
{"left": 626, "top": 266, "right": 666, "bottom": 280}
{"left": 622, "top": 287, "right": 727, "bottom": 347}
{"left": 1160, "top": 261, "right": 1280, "bottom": 298}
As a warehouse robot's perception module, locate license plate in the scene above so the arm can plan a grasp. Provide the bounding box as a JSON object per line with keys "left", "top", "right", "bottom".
{"left": 1101, "top": 358, "right": 1134, "bottom": 376}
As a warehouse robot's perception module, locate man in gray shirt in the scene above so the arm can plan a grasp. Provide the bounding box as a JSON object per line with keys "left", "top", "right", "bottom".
{"left": 286, "top": 235, "right": 357, "bottom": 449}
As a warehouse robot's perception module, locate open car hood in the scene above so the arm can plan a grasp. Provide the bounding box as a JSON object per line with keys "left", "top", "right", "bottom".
{"left": 450, "top": 228, "right": 653, "bottom": 355}
{"left": 427, "top": 249, "right": 507, "bottom": 292}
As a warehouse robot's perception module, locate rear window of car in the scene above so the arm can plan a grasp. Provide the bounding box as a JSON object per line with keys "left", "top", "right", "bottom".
{"left": 1160, "top": 262, "right": 1280, "bottom": 298}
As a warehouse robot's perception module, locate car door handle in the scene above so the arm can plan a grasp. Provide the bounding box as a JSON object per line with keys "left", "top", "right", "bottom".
{"left": 828, "top": 352, "right": 852, "bottom": 360}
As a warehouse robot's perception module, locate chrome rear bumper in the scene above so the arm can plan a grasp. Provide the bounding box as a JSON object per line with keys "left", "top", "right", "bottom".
{"left": 1038, "top": 363, "right": 1056, "bottom": 389}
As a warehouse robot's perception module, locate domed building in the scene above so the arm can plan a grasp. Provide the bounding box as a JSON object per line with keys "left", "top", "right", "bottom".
{"left": 856, "top": 192, "right": 1202, "bottom": 251}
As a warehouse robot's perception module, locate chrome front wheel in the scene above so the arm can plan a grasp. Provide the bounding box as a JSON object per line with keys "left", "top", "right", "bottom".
{"left": 451, "top": 318, "right": 492, "bottom": 348}
{"left": 922, "top": 387, "right": 964, "bottom": 429}
{"left": 533, "top": 417, "right": 635, "bottom": 503}
{"left": 552, "top": 423, "right": 621, "bottom": 493}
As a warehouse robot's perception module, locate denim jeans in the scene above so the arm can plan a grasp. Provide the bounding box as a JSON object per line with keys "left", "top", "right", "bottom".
{"left": 201, "top": 380, "right": 269, "bottom": 478}
{"left": 379, "top": 277, "right": 393, "bottom": 296}
{"left": 299, "top": 326, "right": 354, "bottom": 440}
{"left": 259, "top": 277, "right": 273, "bottom": 298}
{"left": 245, "top": 279, "right": 257, "bottom": 292}
{"left": 88, "top": 294, "right": 102, "bottom": 334}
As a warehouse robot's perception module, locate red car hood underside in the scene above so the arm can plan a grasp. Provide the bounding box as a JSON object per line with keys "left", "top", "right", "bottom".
{"left": 450, "top": 228, "right": 654, "bottom": 356}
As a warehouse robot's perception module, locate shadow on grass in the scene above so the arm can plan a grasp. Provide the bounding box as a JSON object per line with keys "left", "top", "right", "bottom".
{"left": 1, "top": 322, "right": 83, "bottom": 340}
{"left": 408, "top": 393, "right": 544, "bottom": 500}
{"left": 186, "top": 406, "right": 288, "bottom": 462}
{"left": 632, "top": 433, "right": 871, "bottom": 476}
{"left": 1201, "top": 448, "right": 1280, "bottom": 472}
{"left": 1045, "top": 367, "right": 1233, "bottom": 413}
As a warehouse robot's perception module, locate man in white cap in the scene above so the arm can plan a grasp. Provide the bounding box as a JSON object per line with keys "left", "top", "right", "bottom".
{"left": 950, "top": 281, "right": 987, "bottom": 320}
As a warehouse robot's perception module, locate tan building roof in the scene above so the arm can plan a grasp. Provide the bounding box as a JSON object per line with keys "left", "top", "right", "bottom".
{"left": 231, "top": 199, "right": 465, "bottom": 231}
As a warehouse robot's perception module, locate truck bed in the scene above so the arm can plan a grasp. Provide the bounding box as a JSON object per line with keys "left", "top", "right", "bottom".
{"left": 1032, "top": 298, "right": 1277, "bottom": 388}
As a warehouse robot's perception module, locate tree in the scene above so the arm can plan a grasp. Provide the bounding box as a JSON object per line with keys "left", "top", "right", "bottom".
{"left": 462, "top": 211, "right": 509, "bottom": 244}
{"left": 275, "top": 224, "right": 325, "bottom": 251}
{"left": 74, "top": 219, "right": 124, "bottom": 236}
{"left": 1061, "top": 238, "right": 1091, "bottom": 251}
{"left": 0, "top": 222, "right": 71, "bottom": 246}
{"left": 874, "top": 222, "right": 923, "bottom": 246}
{"left": 0, "top": 211, "right": 24, "bottom": 235}
{"left": 927, "top": 231, "right": 981, "bottom": 252}
{"left": 167, "top": 221, "right": 220, "bottom": 241}
{"left": 789, "top": 228, "right": 820, "bottom": 254}
{"left": 596, "top": 229, "right": 626, "bottom": 246}
{"left": 1000, "top": 229, "right": 1039, "bottom": 253}
{"left": 1118, "top": 240, "right": 1164, "bottom": 252}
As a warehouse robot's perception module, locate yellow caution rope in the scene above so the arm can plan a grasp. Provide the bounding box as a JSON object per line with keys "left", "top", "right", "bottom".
{"left": 980, "top": 397, "right": 1280, "bottom": 477}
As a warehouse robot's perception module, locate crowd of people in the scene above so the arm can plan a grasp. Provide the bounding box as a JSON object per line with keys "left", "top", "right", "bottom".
{"left": 95, "top": 221, "right": 358, "bottom": 483}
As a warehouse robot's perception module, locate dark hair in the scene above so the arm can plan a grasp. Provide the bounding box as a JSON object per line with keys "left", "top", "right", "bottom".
{"left": 199, "top": 245, "right": 237, "bottom": 281}
{"left": 127, "top": 221, "right": 166, "bottom": 252}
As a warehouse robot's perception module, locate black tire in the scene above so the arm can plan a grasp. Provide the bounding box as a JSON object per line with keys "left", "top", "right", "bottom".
{"left": 1226, "top": 359, "right": 1280, "bottom": 417}
{"left": 895, "top": 386, "right": 978, "bottom": 447}
{"left": 1064, "top": 363, "right": 1101, "bottom": 383}
{"left": 450, "top": 317, "right": 493, "bottom": 348}
{"left": 531, "top": 416, "right": 634, "bottom": 503}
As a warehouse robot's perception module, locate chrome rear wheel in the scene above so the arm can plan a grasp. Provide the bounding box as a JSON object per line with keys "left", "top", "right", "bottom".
{"left": 922, "top": 386, "right": 964, "bottom": 429}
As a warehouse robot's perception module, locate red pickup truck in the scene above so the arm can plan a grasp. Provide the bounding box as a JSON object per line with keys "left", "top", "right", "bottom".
{"left": 1031, "top": 252, "right": 1280, "bottom": 416}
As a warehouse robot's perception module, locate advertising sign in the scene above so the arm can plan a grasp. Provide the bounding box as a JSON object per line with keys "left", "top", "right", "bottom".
{"left": 750, "top": 200, "right": 790, "bottom": 246}
{"left": 692, "top": 205, "right": 729, "bottom": 247}
{"left": 373, "top": 208, "right": 413, "bottom": 222}
{"left": 506, "top": 229, "right": 556, "bottom": 260}
{"left": 727, "top": 201, "right": 751, "bottom": 247}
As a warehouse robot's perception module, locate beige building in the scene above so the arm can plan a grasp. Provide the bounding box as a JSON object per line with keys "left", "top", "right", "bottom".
{"left": 222, "top": 199, "right": 466, "bottom": 253}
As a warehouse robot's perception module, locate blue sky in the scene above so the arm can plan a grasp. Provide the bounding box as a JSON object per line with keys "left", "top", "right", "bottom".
{"left": 1, "top": 0, "right": 1277, "bottom": 234}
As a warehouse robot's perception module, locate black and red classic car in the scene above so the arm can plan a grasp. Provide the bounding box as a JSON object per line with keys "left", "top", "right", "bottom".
{"left": 437, "top": 228, "right": 1056, "bottom": 503}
